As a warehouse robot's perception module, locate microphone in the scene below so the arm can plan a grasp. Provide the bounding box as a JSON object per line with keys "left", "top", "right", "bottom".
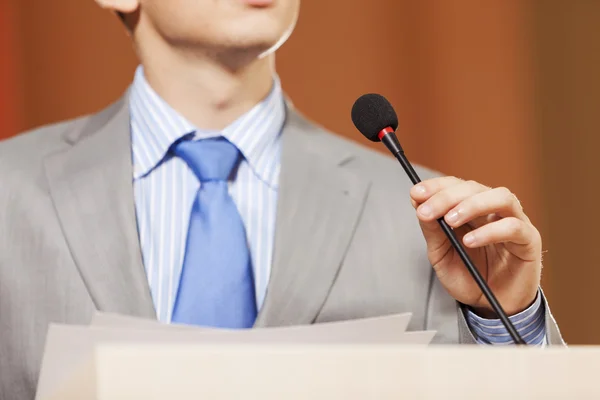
{"left": 351, "top": 93, "right": 526, "bottom": 345}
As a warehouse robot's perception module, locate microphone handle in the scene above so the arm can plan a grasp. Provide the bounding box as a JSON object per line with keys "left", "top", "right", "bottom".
{"left": 381, "top": 134, "right": 526, "bottom": 345}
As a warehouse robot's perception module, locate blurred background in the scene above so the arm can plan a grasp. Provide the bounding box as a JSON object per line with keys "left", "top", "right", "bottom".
{"left": 1, "top": 0, "right": 598, "bottom": 343}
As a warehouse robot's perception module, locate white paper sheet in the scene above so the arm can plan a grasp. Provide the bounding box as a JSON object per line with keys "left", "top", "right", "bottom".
{"left": 90, "top": 311, "right": 417, "bottom": 342}
{"left": 36, "top": 313, "right": 435, "bottom": 400}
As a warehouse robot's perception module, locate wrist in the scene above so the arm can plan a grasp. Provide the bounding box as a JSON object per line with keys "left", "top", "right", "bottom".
{"left": 468, "top": 305, "right": 499, "bottom": 319}
{"left": 469, "top": 290, "right": 539, "bottom": 319}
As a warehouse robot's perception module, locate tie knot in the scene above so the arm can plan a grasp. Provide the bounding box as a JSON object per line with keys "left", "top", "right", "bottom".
{"left": 172, "top": 138, "right": 242, "bottom": 182}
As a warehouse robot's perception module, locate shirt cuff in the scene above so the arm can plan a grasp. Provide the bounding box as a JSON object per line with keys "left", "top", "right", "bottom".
{"left": 464, "top": 290, "right": 546, "bottom": 346}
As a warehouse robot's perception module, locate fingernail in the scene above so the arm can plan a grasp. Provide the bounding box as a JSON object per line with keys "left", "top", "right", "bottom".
{"left": 464, "top": 233, "right": 476, "bottom": 246}
{"left": 414, "top": 185, "right": 426, "bottom": 195}
{"left": 418, "top": 204, "right": 432, "bottom": 218}
{"left": 446, "top": 210, "right": 459, "bottom": 224}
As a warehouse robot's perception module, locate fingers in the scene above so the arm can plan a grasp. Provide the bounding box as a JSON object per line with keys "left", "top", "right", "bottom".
{"left": 443, "top": 187, "right": 528, "bottom": 228}
{"left": 463, "top": 217, "right": 538, "bottom": 250}
{"left": 410, "top": 178, "right": 527, "bottom": 227}
{"left": 409, "top": 178, "right": 489, "bottom": 258}
{"left": 410, "top": 176, "right": 465, "bottom": 203}
{"left": 410, "top": 179, "right": 489, "bottom": 221}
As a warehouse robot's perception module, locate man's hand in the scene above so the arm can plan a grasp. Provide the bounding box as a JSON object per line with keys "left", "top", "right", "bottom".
{"left": 410, "top": 177, "right": 541, "bottom": 318}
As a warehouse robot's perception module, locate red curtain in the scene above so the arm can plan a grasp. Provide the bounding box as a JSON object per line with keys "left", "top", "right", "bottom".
{"left": 0, "top": 2, "right": 20, "bottom": 139}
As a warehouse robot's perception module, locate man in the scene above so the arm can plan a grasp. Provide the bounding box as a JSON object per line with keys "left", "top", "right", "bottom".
{"left": 0, "top": 0, "right": 563, "bottom": 398}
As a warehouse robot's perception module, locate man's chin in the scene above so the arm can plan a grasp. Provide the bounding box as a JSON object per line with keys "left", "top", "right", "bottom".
{"left": 225, "top": 32, "right": 287, "bottom": 54}
{"left": 202, "top": 41, "right": 276, "bottom": 70}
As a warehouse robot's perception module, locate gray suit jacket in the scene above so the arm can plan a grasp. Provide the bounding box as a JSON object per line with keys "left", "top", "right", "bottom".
{"left": 0, "top": 95, "right": 564, "bottom": 400}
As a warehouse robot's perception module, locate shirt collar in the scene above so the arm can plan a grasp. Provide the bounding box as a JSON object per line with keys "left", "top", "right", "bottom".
{"left": 129, "top": 66, "right": 286, "bottom": 188}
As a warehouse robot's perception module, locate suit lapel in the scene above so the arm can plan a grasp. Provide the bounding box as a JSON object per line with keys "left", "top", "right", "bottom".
{"left": 255, "top": 110, "right": 371, "bottom": 327}
{"left": 44, "top": 97, "right": 155, "bottom": 318}
{"left": 43, "top": 98, "right": 368, "bottom": 325}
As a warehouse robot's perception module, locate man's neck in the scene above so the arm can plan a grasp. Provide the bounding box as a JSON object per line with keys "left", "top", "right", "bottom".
{"left": 140, "top": 47, "right": 276, "bottom": 131}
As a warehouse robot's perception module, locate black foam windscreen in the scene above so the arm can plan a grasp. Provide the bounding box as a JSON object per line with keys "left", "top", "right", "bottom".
{"left": 351, "top": 94, "right": 399, "bottom": 142}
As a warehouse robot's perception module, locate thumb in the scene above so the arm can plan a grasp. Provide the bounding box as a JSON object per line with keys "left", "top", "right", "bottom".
{"left": 411, "top": 199, "right": 461, "bottom": 265}
{"left": 419, "top": 218, "right": 452, "bottom": 263}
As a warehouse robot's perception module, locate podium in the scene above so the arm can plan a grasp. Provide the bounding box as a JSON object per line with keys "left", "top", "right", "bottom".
{"left": 35, "top": 315, "right": 600, "bottom": 399}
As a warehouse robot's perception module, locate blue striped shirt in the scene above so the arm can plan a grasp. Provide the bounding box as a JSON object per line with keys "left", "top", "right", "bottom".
{"left": 130, "top": 66, "right": 283, "bottom": 323}
{"left": 466, "top": 291, "right": 546, "bottom": 345}
{"left": 128, "top": 65, "right": 545, "bottom": 345}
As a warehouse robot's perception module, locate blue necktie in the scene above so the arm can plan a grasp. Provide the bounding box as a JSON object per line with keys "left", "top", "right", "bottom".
{"left": 171, "top": 137, "right": 257, "bottom": 328}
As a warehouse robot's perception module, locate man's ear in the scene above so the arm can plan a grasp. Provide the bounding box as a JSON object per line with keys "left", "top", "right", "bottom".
{"left": 95, "top": 0, "right": 139, "bottom": 13}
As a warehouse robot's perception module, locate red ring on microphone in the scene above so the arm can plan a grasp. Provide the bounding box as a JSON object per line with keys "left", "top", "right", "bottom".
{"left": 378, "top": 127, "right": 394, "bottom": 141}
